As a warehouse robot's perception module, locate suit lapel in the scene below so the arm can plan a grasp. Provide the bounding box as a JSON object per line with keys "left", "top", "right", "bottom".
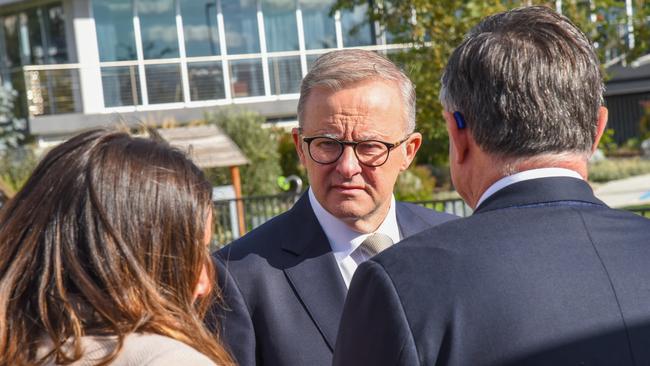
{"left": 281, "top": 195, "right": 347, "bottom": 351}
{"left": 396, "top": 202, "right": 437, "bottom": 238}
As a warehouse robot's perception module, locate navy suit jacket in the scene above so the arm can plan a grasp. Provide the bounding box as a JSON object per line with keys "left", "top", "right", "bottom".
{"left": 208, "top": 193, "right": 456, "bottom": 366}
{"left": 333, "top": 177, "right": 650, "bottom": 366}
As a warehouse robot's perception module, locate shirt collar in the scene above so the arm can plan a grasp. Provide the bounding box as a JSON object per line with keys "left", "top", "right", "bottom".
{"left": 308, "top": 188, "right": 400, "bottom": 262}
{"left": 476, "top": 168, "right": 584, "bottom": 208}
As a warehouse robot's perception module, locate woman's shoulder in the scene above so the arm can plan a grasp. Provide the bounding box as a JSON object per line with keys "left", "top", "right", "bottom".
{"left": 38, "top": 332, "right": 217, "bottom": 366}
{"left": 114, "top": 333, "right": 217, "bottom": 366}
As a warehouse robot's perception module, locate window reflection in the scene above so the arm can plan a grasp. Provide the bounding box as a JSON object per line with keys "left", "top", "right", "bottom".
{"left": 2, "top": 15, "right": 21, "bottom": 67}
{"left": 188, "top": 61, "right": 225, "bottom": 100}
{"left": 145, "top": 64, "right": 183, "bottom": 104}
{"left": 181, "top": 0, "right": 220, "bottom": 57}
{"left": 340, "top": 3, "right": 374, "bottom": 47}
{"left": 93, "top": 0, "right": 137, "bottom": 61}
{"left": 306, "top": 53, "right": 321, "bottom": 71}
{"left": 138, "top": 0, "right": 179, "bottom": 59}
{"left": 300, "top": 0, "right": 336, "bottom": 50}
{"left": 222, "top": 0, "right": 260, "bottom": 55}
{"left": 229, "top": 59, "right": 264, "bottom": 97}
{"left": 269, "top": 56, "right": 301, "bottom": 95}
{"left": 101, "top": 66, "right": 142, "bottom": 107}
{"left": 262, "top": 0, "right": 298, "bottom": 52}
{"left": 0, "top": 3, "right": 69, "bottom": 66}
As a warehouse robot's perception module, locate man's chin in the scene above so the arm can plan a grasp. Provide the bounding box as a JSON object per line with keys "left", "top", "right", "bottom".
{"left": 324, "top": 200, "right": 374, "bottom": 221}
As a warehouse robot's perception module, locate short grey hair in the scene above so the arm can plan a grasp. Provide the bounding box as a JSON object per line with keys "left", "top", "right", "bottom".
{"left": 440, "top": 6, "right": 604, "bottom": 158}
{"left": 298, "top": 49, "right": 416, "bottom": 133}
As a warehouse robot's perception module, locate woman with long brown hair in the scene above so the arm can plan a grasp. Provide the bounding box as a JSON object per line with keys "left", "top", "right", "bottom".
{"left": 0, "top": 129, "right": 234, "bottom": 365}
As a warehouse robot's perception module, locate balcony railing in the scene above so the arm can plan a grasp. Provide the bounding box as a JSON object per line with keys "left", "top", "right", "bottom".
{"left": 20, "top": 64, "right": 83, "bottom": 117}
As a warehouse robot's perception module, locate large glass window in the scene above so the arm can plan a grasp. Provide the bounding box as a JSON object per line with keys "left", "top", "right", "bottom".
{"left": 188, "top": 61, "right": 225, "bottom": 100}
{"left": 222, "top": 0, "right": 260, "bottom": 55}
{"left": 2, "top": 15, "right": 21, "bottom": 67}
{"left": 101, "top": 66, "right": 142, "bottom": 107}
{"left": 340, "top": 4, "right": 374, "bottom": 47}
{"left": 180, "top": 0, "right": 220, "bottom": 57}
{"left": 301, "top": 0, "right": 336, "bottom": 50}
{"left": 269, "top": 56, "right": 301, "bottom": 95}
{"left": 145, "top": 64, "right": 183, "bottom": 103}
{"left": 1, "top": 5, "right": 69, "bottom": 66}
{"left": 262, "top": 0, "right": 298, "bottom": 52}
{"left": 229, "top": 59, "right": 264, "bottom": 97}
{"left": 138, "top": 0, "right": 179, "bottom": 59}
{"left": 44, "top": 3, "right": 68, "bottom": 64}
{"left": 93, "top": 0, "right": 137, "bottom": 61}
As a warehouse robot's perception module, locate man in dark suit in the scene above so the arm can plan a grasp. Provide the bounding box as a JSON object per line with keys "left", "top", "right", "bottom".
{"left": 209, "top": 50, "right": 456, "bottom": 366}
{"left": 333, "top": 6, "right": 650, "bottom": 366}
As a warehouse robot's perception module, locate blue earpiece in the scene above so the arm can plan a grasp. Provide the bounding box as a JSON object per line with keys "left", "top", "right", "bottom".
{"left": 453, "top": 111, "right": 466, "bottom": 129}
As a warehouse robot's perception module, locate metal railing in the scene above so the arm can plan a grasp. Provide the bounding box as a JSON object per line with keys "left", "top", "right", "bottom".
{"left": 212, "top": 193, "right": 469, "bottom": 246}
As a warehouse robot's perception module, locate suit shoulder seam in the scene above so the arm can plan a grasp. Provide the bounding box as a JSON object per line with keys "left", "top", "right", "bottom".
{"left": 573, "top": 208, "right": 637, "bottom": 364}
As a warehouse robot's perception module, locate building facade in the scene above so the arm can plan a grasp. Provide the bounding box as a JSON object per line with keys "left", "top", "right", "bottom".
{"left": 0, "top": 0, "right": 404, "bottom": 142}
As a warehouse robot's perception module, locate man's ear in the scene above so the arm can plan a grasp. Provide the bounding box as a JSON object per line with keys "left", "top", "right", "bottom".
{"left": 592, "top": 106, "right": 609, "bottom": 153}
{"left": 443, "top": 111, "right": 469, "bottom": 165}
{"left": 292, "top": 127, "right": 307, "bottom": 165}
{"left": 400, "top": 132, "right": 422, "bottom": 171}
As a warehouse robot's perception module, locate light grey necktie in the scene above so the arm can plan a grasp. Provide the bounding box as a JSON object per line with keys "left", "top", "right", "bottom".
{"left": 357, "top": 233, "right": 394, "bottom": 259}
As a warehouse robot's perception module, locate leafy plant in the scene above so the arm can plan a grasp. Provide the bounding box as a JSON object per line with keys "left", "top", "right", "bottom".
{"left": 394, "top": 165, "right": 437, "bottom": 201}
{"left": 0, "top": 85, "right": 27, "bottom": 149}
{"left": 204, "top": 108, "right": 283, "bottom": 196}
{"left": 588, "top": 157, "right": 650, "bottom": 182}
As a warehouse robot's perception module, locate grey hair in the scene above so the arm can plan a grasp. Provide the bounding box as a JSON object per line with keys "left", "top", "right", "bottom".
{"left": 440, "top": 6, "right": 604, "bottom": 158}
{"left": 298, "top": 49, "right": 416, "bottom": 133}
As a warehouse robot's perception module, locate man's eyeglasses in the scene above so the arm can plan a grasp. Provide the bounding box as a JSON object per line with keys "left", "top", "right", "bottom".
{"left": 302, "top": 135, "right": 411, "bottom": 167}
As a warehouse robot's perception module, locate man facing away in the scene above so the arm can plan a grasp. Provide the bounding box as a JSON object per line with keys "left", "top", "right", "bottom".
{"left": 208, "top": 49, "right": 456, "bottom": 366}
{"left": 333, "top": 6, "right": 650, "bottom": 366}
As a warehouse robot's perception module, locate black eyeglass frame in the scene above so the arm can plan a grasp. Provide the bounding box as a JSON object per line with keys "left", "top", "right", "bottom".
{"left": 301, "top": 134, "right": 412, "bottom": 167}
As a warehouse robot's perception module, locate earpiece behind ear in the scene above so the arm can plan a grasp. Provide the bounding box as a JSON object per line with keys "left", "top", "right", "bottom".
{"left": 453, "top": 111, "right": 466, "bottom": 129}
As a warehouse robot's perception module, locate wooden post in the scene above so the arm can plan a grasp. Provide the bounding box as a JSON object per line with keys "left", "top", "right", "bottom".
{"left": 230, "top": 166, "right": 246, "bottom": 236}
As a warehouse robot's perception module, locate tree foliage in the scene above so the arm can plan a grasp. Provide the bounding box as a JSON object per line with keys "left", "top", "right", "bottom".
{"left": 204, "top": 108, "right": 283, "bottom": 196}
{"left": 334, "top": 0, "right": 650, "bottom": 165}
{"left": 0, "top": 85, "right": 26, "bottom": 149}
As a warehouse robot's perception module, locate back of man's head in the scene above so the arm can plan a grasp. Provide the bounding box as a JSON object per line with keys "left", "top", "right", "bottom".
{"left": 440, "top": 6, "right": 604, "bottom": 160}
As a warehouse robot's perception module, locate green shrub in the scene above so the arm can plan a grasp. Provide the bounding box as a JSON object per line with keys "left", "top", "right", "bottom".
{"left": 394, "top": 165, "right": 437, "bottom": 201}
{"left": 204, "top": 108, "right": 282, "bottom": 196}
{"left": 588, "top": 158, "right": 650, "bottom": 183}
{"left": 277, "top": 131, "right": 307, "bottom": 185}
{"left": 0, "top": 145, "right": 38, "bottom": 194}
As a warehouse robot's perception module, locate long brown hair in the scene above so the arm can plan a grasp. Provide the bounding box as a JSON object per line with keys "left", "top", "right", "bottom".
{"left": 0, "top": 129, "right": 234, "bottom": 365}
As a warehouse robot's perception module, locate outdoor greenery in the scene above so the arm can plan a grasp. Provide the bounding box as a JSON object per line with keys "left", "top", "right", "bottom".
{"left": 204, "top": 108, "right": 283, "bottom": 196}
{"left": 333, "top": 0, "right": 650, "bottom": 165}
{"left": 0, "top": 85, "right": 31, "bottom": 199}
{"left": 588, "top": 157, "right": 650, "bottom": 182}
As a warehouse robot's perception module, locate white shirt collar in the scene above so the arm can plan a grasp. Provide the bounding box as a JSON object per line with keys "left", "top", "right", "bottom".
{"left": 476, "top": 168, "right": 584, "bottom": 208}
{"left": 308, "top": 188, "right": 401, "bottom": 263}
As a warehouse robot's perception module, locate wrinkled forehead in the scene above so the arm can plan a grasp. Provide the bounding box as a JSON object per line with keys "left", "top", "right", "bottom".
{"left": 300, "top": 82, "right": 407, "bottom": 136}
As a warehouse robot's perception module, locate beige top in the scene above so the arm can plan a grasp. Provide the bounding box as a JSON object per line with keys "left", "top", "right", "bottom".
{"left": 39, "top": 333, "right": 217, "bottom": 366}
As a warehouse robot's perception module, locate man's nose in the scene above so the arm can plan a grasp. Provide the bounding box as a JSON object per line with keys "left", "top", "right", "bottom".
{"left": 335, "top": 145, "right": 362, "bottom": 178}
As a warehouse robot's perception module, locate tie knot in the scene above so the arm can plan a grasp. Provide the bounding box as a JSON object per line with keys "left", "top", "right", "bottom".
{"left": 359, "top": 233, "right": 394, "bottom": 258}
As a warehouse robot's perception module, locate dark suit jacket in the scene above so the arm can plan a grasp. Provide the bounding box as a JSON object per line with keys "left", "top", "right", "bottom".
{"left": 333, "top": 177, "right": 650, "bottom": 366}
{"left": 208, "top": 193, "right": 456, "bottom": 366}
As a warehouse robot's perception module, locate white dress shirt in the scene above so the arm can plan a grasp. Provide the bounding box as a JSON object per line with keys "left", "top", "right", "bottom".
{"left": 476, "top": 167, "right": 584, "bottom": 208}
{"left": 308, "top": 188, "right": 401, "bottom": 288}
